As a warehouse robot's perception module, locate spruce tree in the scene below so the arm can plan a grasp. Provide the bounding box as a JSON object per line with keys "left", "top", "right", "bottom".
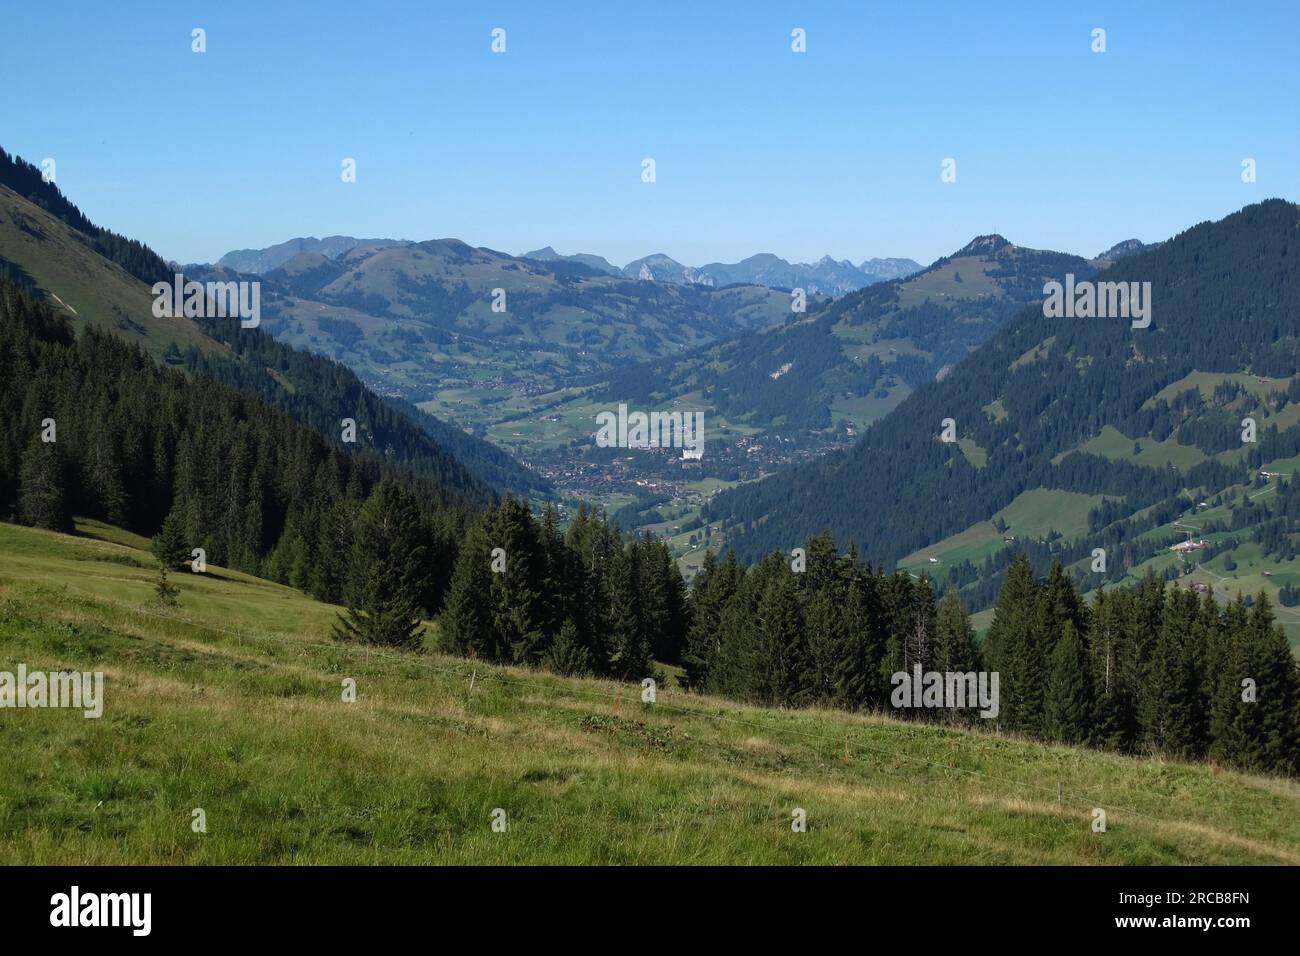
{"left": 1044, "top": 621, "right": 1094, "bottom": 745}
{"left": 439, "top": 522, "right": 504, "bottom": 660}
{"left": 934, "top": 589, "right": 981, "bottom": 724}
{"left": 484, "top": 499, "right": 546, "bottom": 666}
{"left": 803, "top": 587, "right": 839, "bottom": 705}
{"left": 546, "top": 618, "right": 592, "bottom": 676}
{"left": 984, "top": 554, "right": 1042, "bottom": 736}
{"left": 17, "top": 435, "right": 72, "bottom": 532}
{"left": 1145, "top": 588, "right": 1207, "bottom": 759}
{"left": 1211, "top": 594, "right": 1300, "bottom": 774}
{"left": 153, "top": 566, "right": 180, "bottom": 607}
{"left": 151, "top": 507, "right": 190, "bottom": 570}
{"left": 1089, "top": 587, "right": 1139, "bottom": 752}
{"left": 831, "top": 580, "right": 877, "bottom": 710}
{"left": 743, "top": 565, "right": 807, "bottom": 707}
{"left": 606, "top": 539, "right": 651, "bottom": 680}
{"left": 934, "top": 588, "right": 981, "bottom": 673}
{"left": 333, "top": 481, "right": 426, "bottom": 648}
{"left": 683, "top": 550, "right": 741, "bottom": 690}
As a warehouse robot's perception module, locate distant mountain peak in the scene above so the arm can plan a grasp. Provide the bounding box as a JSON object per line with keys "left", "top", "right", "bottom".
{"left": 623, "top": 253, "right": 714, "bottom": 285}
{"left": 522, "top": 246, "right": 621, "bottom": 275}
{"left": 1094, "top": 238, "right": 1155, "bottom": 262}
{"left": 953, "top": 235, "right": 1011, "bottom": 257}
{"left": 216, "top": 236, "right": 409, "bottom": 274}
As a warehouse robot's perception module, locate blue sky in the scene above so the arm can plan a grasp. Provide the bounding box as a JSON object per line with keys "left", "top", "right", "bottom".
{"left": 4, "top": 1, "right": 1297, "bottom": 267}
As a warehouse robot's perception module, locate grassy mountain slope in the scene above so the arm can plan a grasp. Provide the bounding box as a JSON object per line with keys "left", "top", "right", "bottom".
{"left": 0, "top": 185, "right": 217, "bottom": 359}
{"left": 601, "top": 235, "right": 1095, "bottom": 443}
{"left": 706, "top": 201, "right": 1300, "bottom": 605}
{"left": 216, "top": 236, "right": 409, "bottom": 274}
{"left": 0, "top": 147, "right": 544, "bottom": 497}
{"left": 2, "top": 519, "right": 1297, "bottom": 864}
{"left": 243, "top": 238, "right": 810, "bottom": 407}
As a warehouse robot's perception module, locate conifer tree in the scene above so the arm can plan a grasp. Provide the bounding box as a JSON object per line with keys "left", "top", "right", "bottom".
{"left": 683, "top": 550, "right": 741, "bottom": 690}
{"left": 804, "top": 586, "right": 840, "bottom": 704}
{"left": 1211, "top": 593, "right": 1300, "bottom": 774}
{"left": 934, "top": 588, "right": 981, "bottom": 673}
{"left": 1089, "top": 587, "right": 1139, "bottom": 751}
{"left": 308, "top": 498, "right": 356, "bottom": 605}
{"left": 1146, "top": 588, "right": 1207, "bottom": 758}
{"left": 546, "top": 618, "right": 592, "bottom": 676}
{"left": 1044, "top": 620, "right": 1094, "bottom": 745}
{"left": 648, "top": 538, "right": 688, "bottom": 664}
{"left": 484, "top": 498, "right": 546, "bottom": 665}
{"left": 333, "top": 481, "right": 426, "bottom": 648}
{"left": 606, "top": 539, "right": 651, "bottom": 679}
{"left": 832, "top": 580, "right": 879, "bottom": 710}
{"left": 17, "top": 435, "right": 72, "bottom": 532}
{"left": 440, "top": 521, "right": 504, "bottom": 660}
{"left": 151, "top": 507, "right": 190, "bottom": 570}
{"left": 984, "top": 554, "right": 1043, "bottom": 736}
{"left": 153, "top": 565, "right": 179, "bottom": 608}
{"left": 1039, "top": 560, "right": 1088, "bottom": 642}
{"left": 878, "top": 572, "right": 916, "bottom": 687}
{"left": 742, "top": 566, "right": 808, "bottom": 707}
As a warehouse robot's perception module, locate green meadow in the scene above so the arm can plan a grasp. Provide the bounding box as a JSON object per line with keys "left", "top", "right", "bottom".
{"left": 2, "top": 520, "right": 1298, "bottom": 864}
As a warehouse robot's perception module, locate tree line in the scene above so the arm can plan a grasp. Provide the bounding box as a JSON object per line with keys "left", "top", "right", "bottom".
{"left": 319, "top": 474, "right": 1299, "bottom": 778}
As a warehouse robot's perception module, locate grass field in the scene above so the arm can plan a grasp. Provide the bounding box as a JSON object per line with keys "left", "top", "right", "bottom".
{"left": 1096, "top": 477, "right": 1300, "bottom": 651}
{"left": 900, "top": 489, "right": 1107, "bottom": 572}
{"left": 1142, "top": 371, "right": 1297, "bottom": 409}
{"left": 2, "top": 520, "right": 1299, "bottom": 864}
{"left": 1069, "top": 425, "right": 1208, "bottom": 471}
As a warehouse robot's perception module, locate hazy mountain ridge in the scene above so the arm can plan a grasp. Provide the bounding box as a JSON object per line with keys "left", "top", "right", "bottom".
{"left": 1092, "top": 238, "right": 1162, "bottom": 264}
{"left": 601, "top": 234, "right": 1094, "bottom": 443}
{"left": 217, "top": 236, "right": 411, "bottom": 274}
{"left": 522, "top": 246, "right": 621, "bottom": 275}
{"left": 235, "top": 236, "right": 808, "bottom": 413}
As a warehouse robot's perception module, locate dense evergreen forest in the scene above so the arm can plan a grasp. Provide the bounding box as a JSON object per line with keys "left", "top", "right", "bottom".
{"left": 177, "top": 306, "right": 539, "bottom": 499}
{"left": 680, "top": 540, "right": 1298, "bottom": 776}
{"left": 706, "top": 201, "right": 1300, "bottom": 575}
{"left": 0, "top": 276, "right": 473, "bottom": 585}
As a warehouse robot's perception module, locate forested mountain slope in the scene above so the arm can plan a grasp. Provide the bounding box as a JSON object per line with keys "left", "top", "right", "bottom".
{"left": 0, "top": 277, "right": 473, "bottom": 593}
{"left": 706, "top": 201, "right": 1300, "bottom": 583}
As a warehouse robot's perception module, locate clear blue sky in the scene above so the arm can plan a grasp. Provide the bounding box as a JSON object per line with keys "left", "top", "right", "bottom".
{"left": 4, "top": 0, "right": 1297, "bottom": 267}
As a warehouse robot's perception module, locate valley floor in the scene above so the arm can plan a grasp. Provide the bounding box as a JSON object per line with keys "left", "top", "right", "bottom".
{"left": 1, "top": 521, "right": 1297, "bottom": 864}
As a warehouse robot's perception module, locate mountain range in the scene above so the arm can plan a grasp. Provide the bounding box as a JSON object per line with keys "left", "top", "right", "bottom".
{"left": 215, "top": 236, "right": 412, "bottom": 274}
{"left": 600, "top": 234, "right": 1096, "bottom": 446}
{"left": 193, "top": 225, "right": 1121, "bottom": 520}
{"left": 218, "top": 236, "right": 923, "bottom": 297}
